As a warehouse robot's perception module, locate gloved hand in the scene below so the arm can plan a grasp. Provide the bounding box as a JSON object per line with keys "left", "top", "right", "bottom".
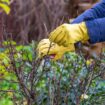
{"left": 37, "top": 39, "right": 75, "bottom": 60}
{"left": 49, "top": 22, "right": 89, "bottom": 47}
{"left": 0, "top": 1, "right": 10, "bottom": 14}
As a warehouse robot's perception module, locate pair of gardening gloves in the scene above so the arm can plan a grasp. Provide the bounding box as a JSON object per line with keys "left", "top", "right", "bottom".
{"left": 37, "top": 22, "right": 89, "bottom": 60}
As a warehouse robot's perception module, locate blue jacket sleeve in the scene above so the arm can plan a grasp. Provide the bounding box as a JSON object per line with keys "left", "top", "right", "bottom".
{"left": 72, "top": 0, "right": 105, "bottom": 23}
{"left": 86, "top": 17, "right": 105, "bottom": 44}
{"left": 72, "top": 0, "right": 105, "bottom": 44}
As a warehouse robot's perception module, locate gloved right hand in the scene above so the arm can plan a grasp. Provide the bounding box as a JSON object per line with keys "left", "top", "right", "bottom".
{"left": 49, "top": 22, "right": 89, "bottom": 47}
{"left": 37, "top": 39, "right": 75, "bottom": 60}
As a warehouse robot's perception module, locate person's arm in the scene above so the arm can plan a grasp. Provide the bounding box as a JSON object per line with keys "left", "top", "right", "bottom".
{"left": 86, "top": 17, "right": 105, "bottom": 44}
{"left": 72, "top": 0, "right": 105, "bottom": 23}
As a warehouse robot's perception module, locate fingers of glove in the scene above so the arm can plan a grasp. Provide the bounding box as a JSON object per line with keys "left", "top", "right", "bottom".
{"left": 38, "top": 40, "right": 50, "bottom": 48}
{"left": 38, "top": 43, "right": 57, "bottom": 54}
{"left": 39, "top": 39, "right": 50, "bottom": 44}
{"left": 49, "top": 25, "right": 64, "bottom": 42}
{"left": 52, "top": 30, "right": 64, "bottom": 44}
{"left": 38, "top": 45, "right": 53, "bottom": 52}
{"left": 39, "top": 48, "right": 57, "bottom": 57}
{"left": 37, "top": 42, "right": 55, "bottom": 51}
{"left": 38, "top": 49, "right": 50, "bottom": 58}
{"left": 60, "top": 31, "right": 70, "bottom": 46}
{"left": 56, "top": 30, "right": 67, "bottom": 45}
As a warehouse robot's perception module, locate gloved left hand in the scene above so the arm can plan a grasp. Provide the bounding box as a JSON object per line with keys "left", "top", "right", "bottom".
{"left": 37, "top": 39, "right": 75, "bottom": 60}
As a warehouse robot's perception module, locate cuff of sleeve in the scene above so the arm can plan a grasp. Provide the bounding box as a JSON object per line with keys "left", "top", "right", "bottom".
{"left": 85, "top": 19, "right": 104, "bottom": 44}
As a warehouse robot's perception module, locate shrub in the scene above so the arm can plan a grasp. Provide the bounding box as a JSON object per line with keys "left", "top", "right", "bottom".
{"left": 0, "top": 41, "right": 105, "bottom": 105}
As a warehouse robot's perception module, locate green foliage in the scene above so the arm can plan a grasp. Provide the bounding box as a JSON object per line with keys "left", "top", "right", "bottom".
{"left": 0, "top": 41, "right": 105, "bottom": 105}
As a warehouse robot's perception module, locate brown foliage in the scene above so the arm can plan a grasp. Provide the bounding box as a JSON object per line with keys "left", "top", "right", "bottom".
{"left": 0, "top": 0, "right": 71, "bottom": 44}
{"left": 1, "top": 0, "right": 95, "bottom": 44}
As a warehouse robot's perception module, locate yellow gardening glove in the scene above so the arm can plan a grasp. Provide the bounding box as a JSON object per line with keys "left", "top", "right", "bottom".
{"left": 37, "top": 39, "right": 75, "bottom": 60}
{"left": 0, "top": 0, "right": 10, "bottom": 14}
{"left": 49, "top": 22, "right": 89, "bottom": 47}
